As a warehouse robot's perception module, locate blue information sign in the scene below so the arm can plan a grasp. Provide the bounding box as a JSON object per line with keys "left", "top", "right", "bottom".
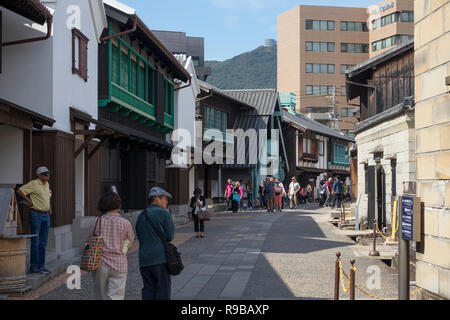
{"left": 401, "top": 196, "right": 414, "bottom": 241}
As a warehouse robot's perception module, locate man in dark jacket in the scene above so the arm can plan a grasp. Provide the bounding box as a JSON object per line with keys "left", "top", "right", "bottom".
{"left": 332, "top": 176, "right": 343, "bottom": 209}
{"left": 136, "top": 187, "right": 175, "bottom": 300}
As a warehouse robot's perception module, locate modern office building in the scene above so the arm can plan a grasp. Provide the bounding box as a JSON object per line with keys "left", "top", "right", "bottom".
{"left": 368, "top": 0, "right": 414, "bottom": 58}
{"left": 277, "top": 0, "right": 414, "bottom": 137}
{"left": 152, "top": 30, "right": 211, "bottom": 81}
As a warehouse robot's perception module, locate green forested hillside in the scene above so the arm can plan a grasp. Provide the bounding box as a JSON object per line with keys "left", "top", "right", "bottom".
{"left": 205, "top": 46, "right": 277, "bottom": 89}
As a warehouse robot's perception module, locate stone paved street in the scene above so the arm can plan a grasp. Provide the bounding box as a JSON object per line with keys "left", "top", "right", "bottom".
{"left": 35, "top": 205, "right": 399, "bottom": 300}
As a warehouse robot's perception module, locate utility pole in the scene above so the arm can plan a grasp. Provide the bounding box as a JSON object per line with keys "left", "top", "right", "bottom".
{"left": 332, "top": 86, "right": 338, "bottom": 131}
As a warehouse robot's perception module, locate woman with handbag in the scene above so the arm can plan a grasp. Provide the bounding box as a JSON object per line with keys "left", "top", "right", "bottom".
{"left": 274, "top": 180, "right": 284, "bottom": 212}
{"left": 190, "top": 188, "right": 207, "bottom": 239}
{"left": 88, "top": 192, "right": 135, "bottom": 300}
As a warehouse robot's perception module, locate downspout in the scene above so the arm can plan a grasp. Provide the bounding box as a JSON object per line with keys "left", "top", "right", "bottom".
{"left": 174, "top": 77, "right": 192, "bottom": 91}
{"left": 99, "top": 15, "right": 137, "bottom": 42}
{"left": 3, "top": 15, "right": 53, "bottom": 47}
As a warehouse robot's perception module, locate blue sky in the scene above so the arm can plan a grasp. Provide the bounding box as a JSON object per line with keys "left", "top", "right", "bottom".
{"left": 120, "top": 0, "right": 377, "bottom": 61}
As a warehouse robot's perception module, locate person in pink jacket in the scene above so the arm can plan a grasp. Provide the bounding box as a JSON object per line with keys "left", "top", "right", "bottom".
{"left": 224, "top": 179, "right": 232, "bottom": 211}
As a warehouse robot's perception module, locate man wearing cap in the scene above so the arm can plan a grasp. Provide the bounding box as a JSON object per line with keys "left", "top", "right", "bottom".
{"left": 135, "top": 187, "right": 175, "bottom": 300}
{"left": 17, "top": 167, "right": 52, "bottom": 274}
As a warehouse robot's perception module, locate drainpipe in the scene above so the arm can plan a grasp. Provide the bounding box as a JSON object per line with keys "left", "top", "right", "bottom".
{"left": 3, "top": 15, "right": 53, "bottom": 47}
{"left": 174, "top": 77, "right": 192, "bottom": 91}
{"left": 99, "top": 15, "right": 137, "bottom": 42}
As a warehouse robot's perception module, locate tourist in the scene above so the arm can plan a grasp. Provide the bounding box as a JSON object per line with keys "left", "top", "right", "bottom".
{"left": 90, "top": 192, "right": 135, "bottom": 300}
{"left": 190, "top": 188, "right": 206, "bottom": 239}
{"left": 288, "top": 177, "right": 300, "bottom": 209}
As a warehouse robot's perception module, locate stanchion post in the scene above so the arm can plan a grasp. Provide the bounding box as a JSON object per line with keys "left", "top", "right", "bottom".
{"left": 350, "top": 259, "right": 356, "bottom": 300}
{"left": 334, "top": 252, "right": 341, "bottom": 300}
{"left": 369, "top": 219, "right": 380, "bottom": 256}
{"left": 341, "top": 203, "right": 346, "bottom": 224}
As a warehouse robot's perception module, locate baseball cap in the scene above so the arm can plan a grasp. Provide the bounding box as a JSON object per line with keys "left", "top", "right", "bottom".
{"left": 148, "top": 187, "right": 173, "bottom": 199}
{"left": 36, "top": 167, "right": 51, "bottom": 176}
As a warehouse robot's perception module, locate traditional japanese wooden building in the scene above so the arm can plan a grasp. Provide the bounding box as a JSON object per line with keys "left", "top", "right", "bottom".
{"left": 346, "top": 39, "right": 414, "bottom": 230}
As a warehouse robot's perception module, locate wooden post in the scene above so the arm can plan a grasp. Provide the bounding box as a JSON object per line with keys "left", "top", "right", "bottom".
{"left": 350, "top": 259, "right": 356, "bottom": 300}
{"left": 334, "top": 252, "right": 341, "bottom": 300}
{"left": 369, "top": 219, "right": 380, "bottom": 256}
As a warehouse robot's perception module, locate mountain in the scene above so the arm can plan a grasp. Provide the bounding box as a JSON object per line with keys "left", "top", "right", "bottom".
{"left": 205, "top": 45, "right": 277, "bottom": 90}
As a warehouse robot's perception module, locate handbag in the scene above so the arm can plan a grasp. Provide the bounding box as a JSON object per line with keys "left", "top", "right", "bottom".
{"left": 80, "top": 217, "right": 103, "bottom": 272}
{"left": 232, "top": 193, "right": 241, "bottom": 202}
{"left": 144, "top": 212, "right": 183, "bottom": 276}
{"left": 198, "top": 207, "right": 211, "bottom": 221}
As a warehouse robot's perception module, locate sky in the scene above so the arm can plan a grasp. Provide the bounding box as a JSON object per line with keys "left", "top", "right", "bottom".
{"left": 120, "top": 0, "right": 378, "bottom": 61}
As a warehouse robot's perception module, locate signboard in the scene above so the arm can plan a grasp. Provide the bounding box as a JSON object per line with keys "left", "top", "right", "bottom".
{"left": 373, "top": 1, "right": 395, "bottom": 14}
{"left": 400, "top": 196, "right": 421, "bottom": 242}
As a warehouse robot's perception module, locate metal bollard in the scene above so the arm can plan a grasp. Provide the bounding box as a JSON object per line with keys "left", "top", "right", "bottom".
{"left": 334, "top": 252, "right": 341, "bottom": 300}
{"left": 369, "top": 219, "right": 380, "bottom": 256}
{"left": 350, "top": 259, "right": 356, "bottom": 300}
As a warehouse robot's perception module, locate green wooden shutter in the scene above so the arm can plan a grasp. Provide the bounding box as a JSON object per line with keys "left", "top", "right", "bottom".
{"left": 120, "top": 50, "right": 128, "bottom": 89}
{"left": 112, "top": 44, "right": 119, "bottom": 84}
{"left": 131, "top": 59, "right": 137, "bottom": 95}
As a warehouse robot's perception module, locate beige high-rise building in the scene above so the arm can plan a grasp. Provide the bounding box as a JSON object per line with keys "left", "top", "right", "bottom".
{"left": 368, "top": 0, "right": 414, "bottom": 57}
{"left": 277, "top": 0, "right": 414, "bottom": 137}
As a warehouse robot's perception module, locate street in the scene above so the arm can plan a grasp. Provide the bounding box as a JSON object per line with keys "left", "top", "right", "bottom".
{"left": 33, "top": 205, "right": 398, "bottom": 300}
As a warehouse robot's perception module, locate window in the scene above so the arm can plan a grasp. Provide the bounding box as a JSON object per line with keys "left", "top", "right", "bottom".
{"left": 305, "top": 20, "right": 335, "bottom": 30}
{"left": 341, "top": 43, "right": 368, "bottom": 53}
{"left": 341, "top": 108, "right": 353, "bottom": 117}
{"left": 204, "top": 106, "right": 227, "bottom": 133}
{"left": 340, "top": 64, "right": 355, "bottom": 74}
{"left": 341, "top": 86, "right": 346, "bottom": 96}
{"left": 165, "top": 79, "right": 174, "bottom": 116}
{"left": 305, "top": 41, "right": 335, "bottom": 52}
{"left": 401, "top": 11, "right": 414, "bottom": 22}
{"left": 72, "top": 28, "right": 89, "bottom": 81}
{"left": 341, "top": 21, "right": 368, "bottom": 32}
{"left": 303, "top": 138, "right": 312, "bottom": 153}
{"left": 306, "top": 63, "right": 335, "bottom": 74}
{"left": 372, "top": 34, "right": 413, "bottom": 52}
{"left": 306, "top": 85, "right": 335, "bottom": 96}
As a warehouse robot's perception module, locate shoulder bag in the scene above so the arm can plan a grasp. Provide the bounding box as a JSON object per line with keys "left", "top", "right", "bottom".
{"left": 144, "top": 212, "right": 183, "bottom": 276}
{"left": 80, "top": 217, "right": 103, "bottom": 272}
{"left": 198, "top": 202, "right": 211, "bottom": 221}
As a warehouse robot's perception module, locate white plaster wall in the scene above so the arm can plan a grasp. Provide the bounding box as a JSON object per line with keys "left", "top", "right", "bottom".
{"left": 0, "top": 125, "right": 23, "bottom": 184}
{"left": 49, "top": 0, "right": 102, "bottom": 132}
{"left": 0, "top": 7, "right": 53, "bottom": 118}
{"left": 355, "top": 112, "right": 415, "bottom": 227}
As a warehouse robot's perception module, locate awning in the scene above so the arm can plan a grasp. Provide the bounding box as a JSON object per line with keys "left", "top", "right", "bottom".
{"left": 0, "top": 97, "right": 55, "bottom": 129}
{"left": 70, "top": 108, "right": 173, "bottom": 159}
{"left": 0, "top": 0, "right": 52, "bottom": 25}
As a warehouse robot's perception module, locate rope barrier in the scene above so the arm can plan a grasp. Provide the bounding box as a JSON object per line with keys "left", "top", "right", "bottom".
{"left": 376, "top": 224, "right": 391, "bottom": 239}
{"left": 339, "top": 259, "right": 418, "bottom": 300}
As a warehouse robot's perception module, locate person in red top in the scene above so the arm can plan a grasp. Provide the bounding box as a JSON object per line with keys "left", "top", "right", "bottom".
{"left": 89, "top": 192, "right": 135, "bottom": 300}
{"left": 323, "top": 177, "right": 334, "bottom": 207}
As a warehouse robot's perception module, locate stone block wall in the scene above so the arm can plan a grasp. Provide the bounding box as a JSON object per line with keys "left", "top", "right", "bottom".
{"left": 414, "top": 0, "right": 450, "bottom": 300}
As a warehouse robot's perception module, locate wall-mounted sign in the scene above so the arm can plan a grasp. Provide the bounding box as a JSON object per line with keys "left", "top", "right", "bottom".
{"left": 373, "top": 1, "right": 395, "bottom": 14}
{"left": 400, "top": 195, "right": 421, "bottom": 242}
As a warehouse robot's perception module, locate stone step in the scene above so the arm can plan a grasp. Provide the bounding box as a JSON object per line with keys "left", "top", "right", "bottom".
{"left": 25, "top": 257, "right": 73, "bottom": 291}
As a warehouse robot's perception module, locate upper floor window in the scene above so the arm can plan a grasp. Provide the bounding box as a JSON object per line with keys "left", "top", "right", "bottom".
{"left": 72, "top": 28, "right": 89, "bottom": 81}
{"left": 341, "top": 107, "right": 354, "bottom": 117}
{"left": 340, "top": 21, "right": 368, "bottom": 32}
{"left": 371, "top": 11, "right": 414, "bottom": 30}
{"left": 305, "top": 19, "right": 335, "bottom": 30}
{"left": 111, "top": 38, "right": 156, "bottom": 105}
{"left": 306, "top": 85, "right": 335, "bottom": 96}
{"left": 204, "top": 106, "right": 227, "bottom": 134}
{"left": 341, "top": 43, "right": 369, "bottom": 53}
{"left": 165, "top": 79, "right": 174, "bottom": 116}
{"left": 305, "top": 41, "right": 335, "bottom": 52}
{"left": 306, "top": 63, "right": 335, "bottom": 74}
{"left": 340, "top": 86, "right": 347, "bottom": 96}
{"left": 340, "top": 64, "right": 356, "bottom": 74}
{"left": 371, "top": 34, "right": 413, "bottom": 52}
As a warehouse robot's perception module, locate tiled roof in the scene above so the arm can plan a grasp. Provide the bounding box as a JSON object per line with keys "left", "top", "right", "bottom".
{"left": 282, "top": 110, "right": 355, "bottom": 142}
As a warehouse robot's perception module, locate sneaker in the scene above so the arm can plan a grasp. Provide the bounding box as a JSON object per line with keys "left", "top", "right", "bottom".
{"left": 40, "top": 267, "right": 51, "bottom": 274}
{"left": 29, "top": 269, "right": 41, "bottom": 274}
